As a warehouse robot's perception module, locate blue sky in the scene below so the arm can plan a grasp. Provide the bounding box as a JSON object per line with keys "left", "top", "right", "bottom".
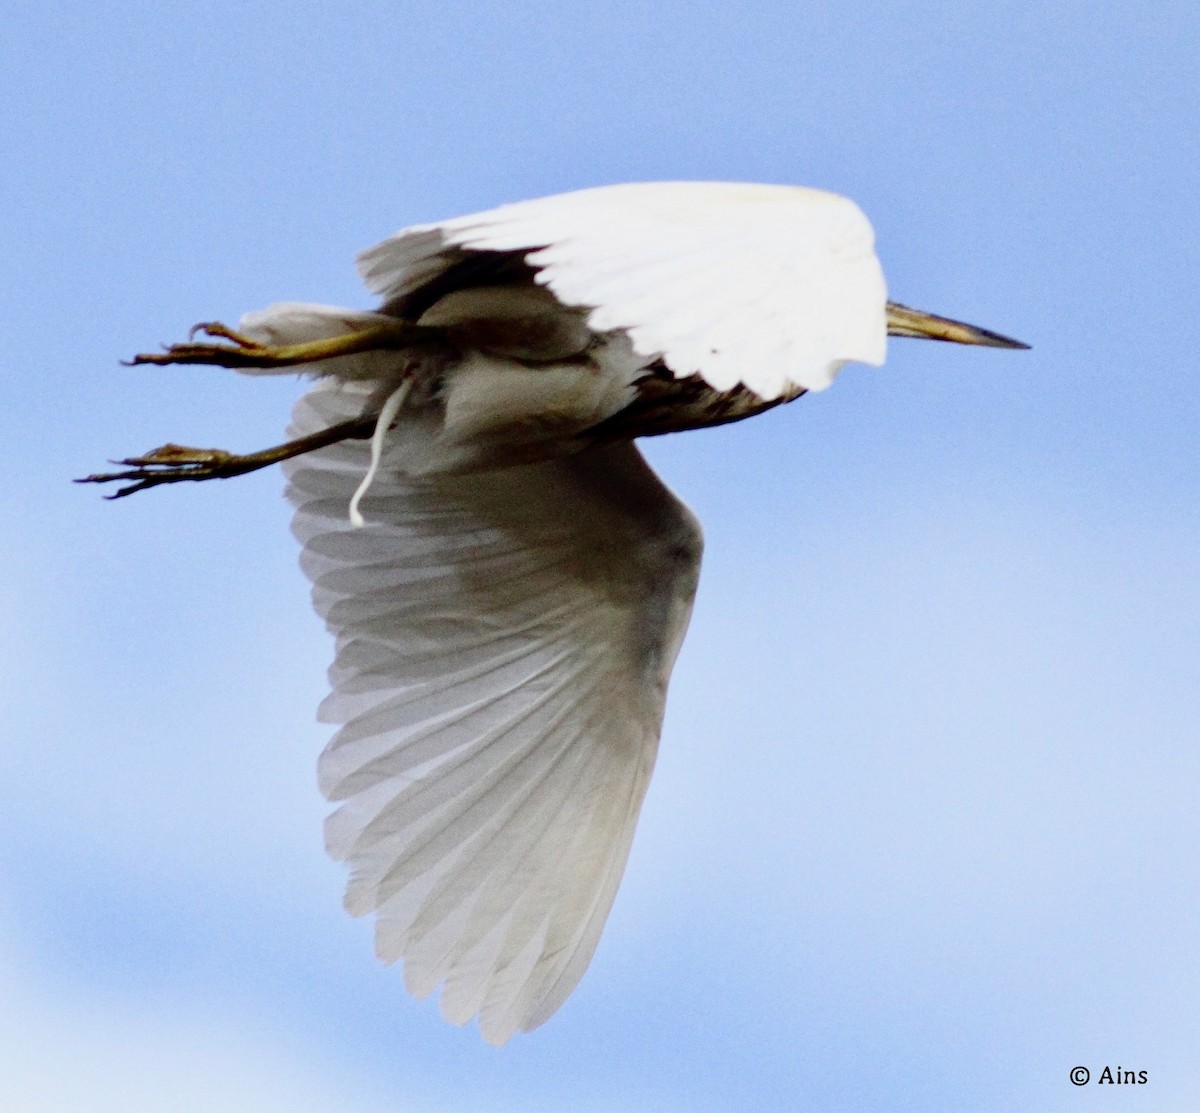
{"left": 2, "top": 1, "right": 1197, "bottom": 1109}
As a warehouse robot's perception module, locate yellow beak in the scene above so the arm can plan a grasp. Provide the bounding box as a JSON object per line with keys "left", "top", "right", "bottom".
{"left": 886, "top": 301, "right": 1029, "bottom": 349}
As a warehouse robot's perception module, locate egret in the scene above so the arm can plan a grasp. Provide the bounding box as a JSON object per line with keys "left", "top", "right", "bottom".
{"left": 83, "top": 182, "right": 1027, "bottom": 1045}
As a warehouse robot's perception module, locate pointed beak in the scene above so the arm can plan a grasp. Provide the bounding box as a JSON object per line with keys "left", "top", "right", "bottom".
{"left": 886, "top": 301, "right": 1029, "bottom": 349}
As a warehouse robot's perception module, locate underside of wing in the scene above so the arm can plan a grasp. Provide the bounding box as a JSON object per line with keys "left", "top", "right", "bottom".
{"left": 357, "top": 181, "right": 887, "bottom": 401}
{"left": 284, "top": 382, "right": 703, "bottom": 1044}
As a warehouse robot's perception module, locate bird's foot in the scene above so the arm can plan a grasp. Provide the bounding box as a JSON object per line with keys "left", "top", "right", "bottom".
{"left": 77, "top": 443, "right": 273, "bottom": 498}
{"left": 77, "top": 416, "right": 378, "bottom": 499}
{"left": 126, "top": 320, "right": 429, "bottom": 370}
{"left": 126, "top": 322, "right": 297, "bottom": 369}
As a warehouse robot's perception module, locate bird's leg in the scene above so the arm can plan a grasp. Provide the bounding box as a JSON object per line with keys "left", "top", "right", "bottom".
{"left": 127, "top": 320, "right": 432, "bottom": 370}
{"left": 77, "top": 415, "right": 377, "bottom": 499}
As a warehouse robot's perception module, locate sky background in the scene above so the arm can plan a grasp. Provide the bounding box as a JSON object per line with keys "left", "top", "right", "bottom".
{"left": 2, "top": 1, "right": 1198, "bottom": 1109}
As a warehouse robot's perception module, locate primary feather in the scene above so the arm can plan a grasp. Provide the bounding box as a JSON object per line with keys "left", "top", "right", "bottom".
{"left": 285, "top": 381, "right": 701, "bottom": 1044}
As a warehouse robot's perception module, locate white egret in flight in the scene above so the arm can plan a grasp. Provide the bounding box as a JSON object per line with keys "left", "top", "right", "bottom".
{"left": 83, "top": 182, "right": 1026, "bottom": 1045}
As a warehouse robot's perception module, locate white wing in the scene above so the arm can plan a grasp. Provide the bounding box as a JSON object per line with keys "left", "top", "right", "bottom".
{"left": 357, "top": 181, "right": 887, "bottom": 400}
{"left": 285, "top": 381, "right": 703, "bottom": 1044}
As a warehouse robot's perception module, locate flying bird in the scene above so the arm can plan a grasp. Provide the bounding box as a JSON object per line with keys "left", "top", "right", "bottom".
{"left": 83, "top": 181, "right": 1027, "bottom": 1045}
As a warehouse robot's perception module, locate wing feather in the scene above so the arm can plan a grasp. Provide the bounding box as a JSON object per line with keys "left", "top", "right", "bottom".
{"left": 285, "top": 381, "right": 702, "bottom": 1044}
{"left": 357, "top": 181, "right": 887, "bottom": 400}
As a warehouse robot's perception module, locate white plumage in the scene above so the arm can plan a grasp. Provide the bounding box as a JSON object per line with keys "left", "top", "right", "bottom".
{"left": 87, "top": 181, "right": 1025, "bottom": 1045}
{"left": 358, "top": 181, "right": 887, "bottom": 399}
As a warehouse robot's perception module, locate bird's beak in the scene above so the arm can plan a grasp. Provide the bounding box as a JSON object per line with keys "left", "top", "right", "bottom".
{"left": 886, "top": 301, "right": 1029, "bottom": 349}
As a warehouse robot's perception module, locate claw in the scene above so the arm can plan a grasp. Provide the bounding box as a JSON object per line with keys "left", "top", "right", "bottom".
{"left": 187, "top": 321, "right": 266, "bottom": 348}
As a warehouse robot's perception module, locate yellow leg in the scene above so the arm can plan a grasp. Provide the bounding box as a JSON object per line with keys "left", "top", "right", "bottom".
{"left": 76, "top": 416, "right": 377, "bottom": 499}
{"left": 126, "top": 320, "right": 434, "bottom": 370}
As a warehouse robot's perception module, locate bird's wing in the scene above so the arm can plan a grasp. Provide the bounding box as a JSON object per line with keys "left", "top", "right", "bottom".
{"left": 285, "top": 381, "right": 703, "bottom": 1045}
{"left": 358, "top": 181, "right": 887, "bottom": 401}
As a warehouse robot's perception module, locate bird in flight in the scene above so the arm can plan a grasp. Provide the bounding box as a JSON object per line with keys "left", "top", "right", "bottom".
{"left": 83, "top": 182, "right": 1027, "bottom": 1044}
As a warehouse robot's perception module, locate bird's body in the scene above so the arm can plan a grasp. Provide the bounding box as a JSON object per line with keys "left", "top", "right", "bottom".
{"left": 84, "top": 181, "right": 1026, "bottom": 1045}
{"left": 240, "top": 182, "right": 893, "bottom": 478}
